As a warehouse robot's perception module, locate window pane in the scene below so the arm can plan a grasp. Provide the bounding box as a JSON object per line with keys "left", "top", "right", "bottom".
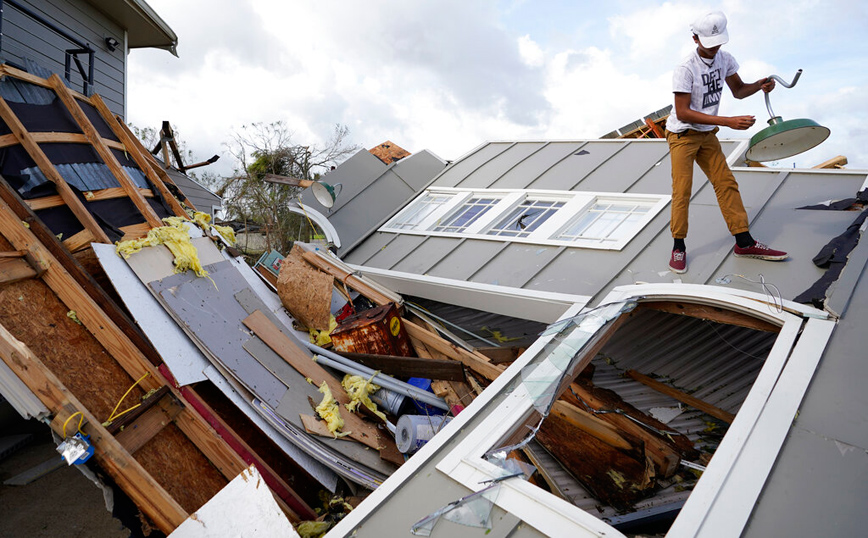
{"left": 487, "top": 200, "right": 565, "bottom": 238}
{"left": 558, "top": 201, "right": 651, "bottom": 242}
{"left": 392, "top": 193, "right": 454, "bottom": 230}
{"left": 434, "top": 198, "right": 499, "bottom": 233}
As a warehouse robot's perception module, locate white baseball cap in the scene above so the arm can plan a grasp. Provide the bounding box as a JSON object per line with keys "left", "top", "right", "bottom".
{"left": 691, "top": 11, "right": 729, "bottom": 48}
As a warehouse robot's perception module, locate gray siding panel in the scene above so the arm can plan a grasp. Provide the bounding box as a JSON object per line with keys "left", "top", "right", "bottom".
{"left": 454, "top": 142, "right": 546, "bottom": 190}
{"left": 311, "top": 150, "right": 387, "bottom": 214}
{"left": 469, "top": 243, "right": 564, "bottom": 288}
{"left": 426, "top": 239, "right": 508, "bottom": 281}
{"left": 361, "top": 233, "right": 429, "bottom": 270}
{"left": 493, "top": 141, "right": 583, "bottom": 190}
{"left": 528, "top": 141, "right": 625, "bottom": 191}
{"left": 574, "top": 142, "right": 670, "bottom": 192}
{"left": 390, "top": 236, "right": 461, "bottom": 275}
{"left": 2, "top": 0, "right": 127, "bottom": 115}
{"left": 391, "top": 150, "right": 446, "bottom": 191}
{"left": 328, "top": 169, "right": 418, "bottom": 252}
{"left": 434, "top": 143, "right": 512, "bottom": 188}
{"left": 343, "top": 232, "right": 400, "bottom": 266}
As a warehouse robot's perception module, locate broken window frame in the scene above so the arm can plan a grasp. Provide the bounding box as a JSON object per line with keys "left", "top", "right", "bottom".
{"left": 434, "top": 284, "right": 833, "bottom": 537}
{"left": 380, "top": 187, "right": 669, "bottom": 250}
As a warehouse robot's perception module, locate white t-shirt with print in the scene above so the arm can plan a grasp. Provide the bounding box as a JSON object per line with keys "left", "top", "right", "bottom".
{"left": 665, "top": 50, "right": 739, "bottom": 133}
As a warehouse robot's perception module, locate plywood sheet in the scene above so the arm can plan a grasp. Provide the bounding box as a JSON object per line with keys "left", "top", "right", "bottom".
{"left": 276, "top": 255, "right": 333, "bottom": 330}
{"left": 93, "top": 243, "right": 209, "bottom": 386}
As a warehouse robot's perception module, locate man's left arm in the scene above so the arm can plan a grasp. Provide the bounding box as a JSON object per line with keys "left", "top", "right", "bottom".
{"left": 726, "top": 73, "right": 776, "bottom": 99}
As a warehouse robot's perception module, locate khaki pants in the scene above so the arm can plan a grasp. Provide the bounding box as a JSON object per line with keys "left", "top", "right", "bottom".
{"left": 667, "top": 128, "right": 749, "bottom": 239}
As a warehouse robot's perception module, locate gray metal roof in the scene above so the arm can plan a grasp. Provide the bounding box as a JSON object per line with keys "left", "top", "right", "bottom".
{"left": 302, "top": 148, "right": 446, "bottom": 255}
{"left": 344, "top": 139, "right": 868, "bottom": 309}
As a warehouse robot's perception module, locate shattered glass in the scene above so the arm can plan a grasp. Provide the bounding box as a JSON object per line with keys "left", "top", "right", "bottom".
{"left": 410, "top": 459, "right": 534, "bottom": 536}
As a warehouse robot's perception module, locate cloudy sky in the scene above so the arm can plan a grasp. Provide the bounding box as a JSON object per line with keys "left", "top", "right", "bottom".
{"left": 128, "top": 0, "right": 868, "bottom": 178}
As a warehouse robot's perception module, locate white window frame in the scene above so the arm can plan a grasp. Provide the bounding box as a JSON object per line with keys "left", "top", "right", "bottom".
{"left": 434, "top": 284, "right": 833, "bottom": 537}
{"left": 381, "top": 187, "right": 669, "bottom": 250}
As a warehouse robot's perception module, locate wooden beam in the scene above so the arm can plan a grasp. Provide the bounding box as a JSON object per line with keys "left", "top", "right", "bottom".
{"left": 48, "top": 74, "right": 163, "bottom": 229}
{"left": 335, "top": 351, "right": 466, "bottom": 381}
{"left": 549, "top": 400, "right": 634, "bottom": 451}
{"left": 812, "top": 155, "right": 848, "bottom": 169}
{"left": 0, "top": 95, "right": 112, "bottom": 243}
{"left": 626, "top": 370, "right": 735, "bottom": 424}
{"left": 300, "top": 250, "right": 397, "bottom": 306}
{"left": 638, "top": 301, "right": 780, "bottom": 333}
{"left": 91, "top": 95, "right": 191, "bottom": 217}
{"left": 0, "top": 252, "right": 40, "bottom": 284}
{"left": 475, "top": 346, "right": 524, "bottom": 365}
{"left": 644, "top": 117, "right": 664, "bottom": 138}
{"left": 0, "top": 132, "right": 126, "bottom": 150}
{"left": 0, "top": 322, "right": 188, "bottom": 532}
{"left": 26, "top": 187, "right": 155, "bottom": 211}
{"left": 242, "top": 310, "right": 387, "bottom": 450}
{"left": 119, "top": 222, "right": 152, "bottom": 241}
{"left": 0, "top": 63, "right": 88, "bottom": 100}
{"left": 114, "top": 116, "right": 197, "bottom": 212}
{"left": 403, "top": 318, "right": 504, "bottom": 381}
{"left": 114, "top": 394, "right": 184, "bottom": 453}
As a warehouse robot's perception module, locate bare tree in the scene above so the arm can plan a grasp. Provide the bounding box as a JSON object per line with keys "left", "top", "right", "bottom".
{"left": 217, "top": 121, "right": 359, "bottom": 254}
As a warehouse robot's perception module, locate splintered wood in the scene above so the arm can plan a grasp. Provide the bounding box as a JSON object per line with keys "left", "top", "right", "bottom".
{"left": 276, "top": 248, "right": 333, "bottom": 330}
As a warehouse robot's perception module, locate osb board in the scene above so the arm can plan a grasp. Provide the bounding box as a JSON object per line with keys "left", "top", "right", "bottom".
{"left": 135, "top": 422, "right": 226, "bottom": 514}
{"left": 0, "top": 233, "right": 224, "bottom": 514}
{"left": 276, "top": 254, "right": 333, "bottom": 331}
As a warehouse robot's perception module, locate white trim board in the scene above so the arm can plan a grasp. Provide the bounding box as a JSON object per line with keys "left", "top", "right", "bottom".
{"left": 348, "top": 264, "right": 591, "bottom": 324}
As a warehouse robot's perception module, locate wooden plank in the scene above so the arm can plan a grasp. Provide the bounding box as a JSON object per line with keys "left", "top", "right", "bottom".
{"left": 0, "top": 131, "right": 126, "bottom": 150}
{"left": 475, "top": 346, "right": 524, "bottom": 365}
{"left": 412, "top": 340, "right": 474, "bottom": 411}
{"left": 638, "top": 301, "right": 780, "bottom": 333}
{"left": 0, "top": 96, "right": 111, "bottom": 243}
{"left": 812, "top": 155, "right": 847, "bottom": 169}
{"left": 626, "top": 370, "right": 735, "bottom": 424}
{"left": 0, "top": 256, "right": 38, "bottom": 284}
{"left": 336, "top": 351, "right": 466, "bottom": 381}
{"left": 114, "top": 396, "right": 183, "bottom": 454}
{"left": 120, "top": 222, "right": 152, "bottom": 241}
{"left": 549, "top": 400, "right": 634, "bottom": 451}
{"left": 644, "top": 117, "right": 664, "bottom": 138}
{"left": 48, "top": 74, "right": 162, "bottom": 228}
{"left": 243, "top": 310, "right": 387, "bottom": 450}
{"left": 61, "top": 229, "right": 95, "bottom": 253}
{"left": 403, "top": 318, "right": 504, "bottom": 381}
{"left": 0, "top": 322, "right": 188, "bottom": 532}
{"left": 91, "top": 95, "right": 191, "bottom": 217}
{"left": 26, "top": 187, "right": 155, "bottom": 211}
{"left": 300, "top": 250, "right": 396, "bottom": 306}
{"left": 0, "top": 64, "right": 87, "bottom": 99}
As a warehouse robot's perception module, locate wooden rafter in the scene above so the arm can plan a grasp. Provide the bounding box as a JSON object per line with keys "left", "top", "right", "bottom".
{"left": 0, "top": 132, "right": 126, "bottom": 151}
{"left": 48, "top": 74, "right": 163, "bottom": 228}
{"left": 115, "top": 118, "right": 198, "bottom": 212}
{"left": 0, "top": 95, "right": 112, "bottom": 243}
{"left": 90, "top": 95, "right": 191, "bottom": 218}
{"left": 26, "top": 187, "right": 155, "bottom": 211}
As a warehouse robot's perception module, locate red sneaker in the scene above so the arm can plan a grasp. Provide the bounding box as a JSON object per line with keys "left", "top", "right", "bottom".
{"left": 669, "top": 249, "right": 687, "bottom": 273}
{"left": 733, "top": 241, "right": 788, "bottom": 261}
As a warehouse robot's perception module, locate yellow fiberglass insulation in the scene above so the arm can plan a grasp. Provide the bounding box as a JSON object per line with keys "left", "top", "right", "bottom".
{"left": 211, "top": 224, "right": 236, "bottom": 245}
{"left": 315, "top": 382, "right": 350, "bottom": 438}
{"left": 309, "top": 315, "right": 337, "bottom": 347}
{"left": 116, "top": 218, "right": 209, "bottom": 277}
{"left": 342, "top": 374, "right": 387, "bottom": 423}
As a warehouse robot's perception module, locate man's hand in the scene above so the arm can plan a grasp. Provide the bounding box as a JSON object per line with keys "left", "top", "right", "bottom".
{"left": 759, "top": 77, "right": 776, "bottom": 93}
{"left": 726, "top": 115, "right": 756, "bottom": 130}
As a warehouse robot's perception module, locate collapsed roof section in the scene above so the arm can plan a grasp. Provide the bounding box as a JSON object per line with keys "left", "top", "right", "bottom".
{"left": 0, "top": 63, "right": 194, "bottom": 251}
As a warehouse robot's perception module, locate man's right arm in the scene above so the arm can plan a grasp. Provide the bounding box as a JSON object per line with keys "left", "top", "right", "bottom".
{"left": 673, "top": 92, "right": 756, "bottom": 130}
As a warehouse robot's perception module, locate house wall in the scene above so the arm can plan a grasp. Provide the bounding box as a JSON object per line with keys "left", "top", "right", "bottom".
{"left": 1, "top": 0, "right": 126, "bottom": 116}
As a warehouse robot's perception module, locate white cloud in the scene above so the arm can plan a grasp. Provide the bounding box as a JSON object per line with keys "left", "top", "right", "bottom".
{"left": 127, "top": 0, "right": 868, "bottom": 178}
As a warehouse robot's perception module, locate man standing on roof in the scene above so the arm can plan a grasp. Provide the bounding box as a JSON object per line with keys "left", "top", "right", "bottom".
{"left": 666, "top": 11, "right": 787, "bottom": 274}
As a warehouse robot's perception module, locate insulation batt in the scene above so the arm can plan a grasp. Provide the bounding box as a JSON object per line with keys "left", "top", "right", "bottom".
{"left": 315, "top": 382, "right": 349, "bottom": 438}
{"left": 342, "top": 374, "right": 387, "bottom": 422}
{"left": 116, "top": 217, "right": 209, "bottom": 277}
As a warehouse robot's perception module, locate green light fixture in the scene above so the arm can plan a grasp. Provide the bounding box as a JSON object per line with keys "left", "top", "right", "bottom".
{"left": 746, "top": 70, "right": 830, "bottom": 162}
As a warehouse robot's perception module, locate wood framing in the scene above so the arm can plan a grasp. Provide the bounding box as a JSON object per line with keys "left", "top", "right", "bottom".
{"left": 48, "top": 74, "right": 163, "bottom": 228}
{"left": 626, "top": 369, "right": 735, "bottom": 424}
{"left": 26, "top": 187, "right": 155, "bottom": 211}
{"left": 0, "top": 132, "right": 126, "bottom": 151}
{"left": 90, "top": 95, "right": 191, "bottom": 218}
{"left": 0, "top": 95, "right": 112, "bottom": 243}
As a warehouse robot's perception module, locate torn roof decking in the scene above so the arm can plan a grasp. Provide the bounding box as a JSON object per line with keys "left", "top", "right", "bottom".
{"left": 0, "top": 63, "right": 192, "bottom": 249}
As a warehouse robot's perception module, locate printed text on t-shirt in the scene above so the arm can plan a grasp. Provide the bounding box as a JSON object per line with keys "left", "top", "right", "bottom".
{"left": 701, "top": 69, "right": 723, "bottom": 108}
